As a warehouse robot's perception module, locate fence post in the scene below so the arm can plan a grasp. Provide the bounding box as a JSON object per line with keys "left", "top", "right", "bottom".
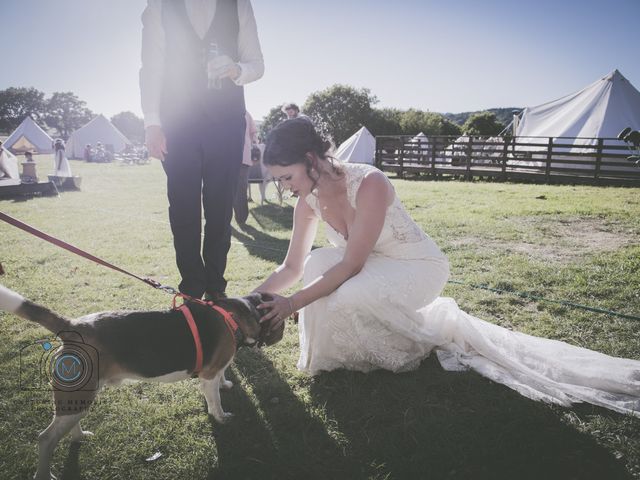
{"left": 545, "top": 137, "right": 553, "bottom": 183}
{"left": 465, "top": 136, "right": 473, "bottom": 180}
{"left": 594, "top": 138, "right": 603, "bottom": 182}
{"left": 501, "top": 137, "right": 509, "bottom": 180}
{"left": 399, "top": 138, "right": 405, "bottom": 179}
{"left": 429, "top": 137, "right": 439, "bottom": 178}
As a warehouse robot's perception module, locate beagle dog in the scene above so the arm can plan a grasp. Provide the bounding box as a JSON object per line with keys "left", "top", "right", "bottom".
{"left": 0, "top": 284, "right": 283, "bottom": 480}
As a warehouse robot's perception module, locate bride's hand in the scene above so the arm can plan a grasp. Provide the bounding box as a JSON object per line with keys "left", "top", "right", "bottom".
{"left": 258, "top": 294, "right": 296, "bottom": 331}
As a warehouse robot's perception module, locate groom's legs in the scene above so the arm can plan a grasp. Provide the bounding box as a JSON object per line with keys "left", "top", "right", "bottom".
{"left": 162, "top": 121, "right": 206, "bottom": 298}
{"left": 201, "top": 115, "right": 245, "bottom": 296}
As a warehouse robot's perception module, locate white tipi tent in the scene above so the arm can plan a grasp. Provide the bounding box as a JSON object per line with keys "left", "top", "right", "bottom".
{"left": 0, "top": 148, "right": 20, "bottom": 186}
{"left": 410, "top": 132, "right": 430, "bottom": 147}
{"left": 408, "top": 131, "right": 431, "bottom": 161}
{"left": 65, "top": 114, "right": 131, "bottom": 159}
{"left": 335, "top": 126, "right": 375, "bottom": 164}
{"left": 516, "top": 70, "right": 640, "bottom": 150}
{"left": 4, "top": 117, "right": 54, "bottom": 154}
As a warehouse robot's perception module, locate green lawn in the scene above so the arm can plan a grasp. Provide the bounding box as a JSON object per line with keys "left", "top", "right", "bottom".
{"left": 1, "top": 155, "right": 639, "bottom": 480}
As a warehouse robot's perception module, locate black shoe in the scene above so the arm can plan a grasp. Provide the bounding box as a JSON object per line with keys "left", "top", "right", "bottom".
{"left": 204, "top": 291, "right": 227, "bottom": 301}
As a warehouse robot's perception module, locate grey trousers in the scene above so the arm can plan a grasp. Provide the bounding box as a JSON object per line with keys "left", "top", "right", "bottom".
{"left": 233, "top": 164, "right": 250, "bottom": 225}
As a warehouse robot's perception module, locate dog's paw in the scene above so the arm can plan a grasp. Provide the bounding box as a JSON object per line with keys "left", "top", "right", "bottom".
{"left": 212, "top": 411, "right": 234, "bottom": 424}
{"left": 220, "top": 379, "right": 233, "bottom": 390}
{"left": 71, "top": 430, "right": 94, "bottom": 443}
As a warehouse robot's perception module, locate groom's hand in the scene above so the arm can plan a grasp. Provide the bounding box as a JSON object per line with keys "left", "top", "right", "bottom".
{"left": 145, "top": 125, "right": 167, "bottom": 161}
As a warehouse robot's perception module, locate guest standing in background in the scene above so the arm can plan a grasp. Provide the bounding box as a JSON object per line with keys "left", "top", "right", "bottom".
{"left": 233, "top": 110, "right": 258, "bottom": 226}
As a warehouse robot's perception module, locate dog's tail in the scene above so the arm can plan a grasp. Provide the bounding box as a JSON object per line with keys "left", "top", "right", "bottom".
{"left": 0, "top": 284, "right": 71, "bottom": 334}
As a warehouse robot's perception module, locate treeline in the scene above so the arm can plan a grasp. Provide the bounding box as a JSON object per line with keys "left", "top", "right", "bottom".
{"left": 0, "top": 87, "right": 144, "bottom": 143}
{"left": 443, "top": 108, "right": 521, "bottom": 129}
{"left": 1, "top": 84, "right": 518, "bottom": 148}
{"left": 260, "top": 84, "right": 517, "bottom": 146}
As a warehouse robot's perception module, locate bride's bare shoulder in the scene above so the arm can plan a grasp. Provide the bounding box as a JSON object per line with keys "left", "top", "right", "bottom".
{"left": 295, "top": 194, "right": 318, "bottom": 219}
{"left": 355, "top": 169, "right": 394, "bottom": 207}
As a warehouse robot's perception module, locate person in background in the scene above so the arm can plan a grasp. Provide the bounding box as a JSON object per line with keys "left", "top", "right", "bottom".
{"left": 233, "top": 110, "right": 258, "bottom": 226}
{"left": 247, "top": 142, "right": 262, "bottom": 202}
{"left": 94, "top": 142, "right": 107, "bottom": 162}
{"left": 281, "top": 103, "right": 300, "bottom": 119}
{"left": 0, "top": 142, "right": 11, "bottom": 178}
{"left": 84, "top": 144, "right": 93, "bottom": 162}
{"left": 53, "top": 139, "right": 72, "bottom": 177}
{"left": 140, "top": 0, "right": 264, "bottom": 300}
{"left": 281, "top": 102, "right": 311, "bottom": 123}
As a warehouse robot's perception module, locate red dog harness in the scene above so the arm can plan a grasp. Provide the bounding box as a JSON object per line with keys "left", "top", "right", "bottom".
{"left": 173, "top": 294, "right": 240, "bottom": 374}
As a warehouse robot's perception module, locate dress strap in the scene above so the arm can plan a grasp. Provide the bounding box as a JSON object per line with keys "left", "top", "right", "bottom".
{"left": 344, "top": 163, "right": 373, "bottom": 207}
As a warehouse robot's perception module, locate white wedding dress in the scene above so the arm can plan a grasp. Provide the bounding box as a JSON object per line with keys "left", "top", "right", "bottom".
{"left": 54, "top": 148, "right": 72, "bottom": 177}
{"left": 299, "top": 162, "right": 640, "bottom": 416}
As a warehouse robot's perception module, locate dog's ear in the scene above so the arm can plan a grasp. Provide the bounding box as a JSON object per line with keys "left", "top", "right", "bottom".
{"left": 261, "top": 319, "right": 285, "bottom": 346}
{"left": 259, "top": 293, "right": 274, "bottom": 303}
{"left": 244, "top": 292, "right": 285, "bottom": 347}
{"left": 245, "top": 292, "right": 273, "bottom": 309}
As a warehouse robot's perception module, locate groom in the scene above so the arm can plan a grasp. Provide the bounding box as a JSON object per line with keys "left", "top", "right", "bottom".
{"left": 140, "top": 0, "right": 264, "bottom": 299}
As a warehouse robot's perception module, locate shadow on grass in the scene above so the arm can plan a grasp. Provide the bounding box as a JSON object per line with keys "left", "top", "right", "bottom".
{"left": 208, "top": 348, "right": 365, "bottom": 479}
{"left": 60, "top": 442, "right": 83, "bottom": 480}
{"left": 250, "top": 203, "right": 294, "bottom": 231}
{"left": 231, "top": 224, "right": 289, "bottom": 264}
{"left": 4, "top": 195, "right": 40, "bottom": 203}
{"left": 307, "top": 356, "right": 634, "bottom": 480}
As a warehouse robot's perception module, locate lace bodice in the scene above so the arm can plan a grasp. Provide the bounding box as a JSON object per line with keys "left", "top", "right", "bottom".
{"left": 305, "top": 163, "right": 444, "bottom": 259}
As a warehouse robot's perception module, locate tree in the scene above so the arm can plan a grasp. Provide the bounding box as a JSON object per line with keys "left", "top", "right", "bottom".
{"left": 0, "top": 87, "right": 46, "bottom": 133}
{"left": 303, "top": 84, "right": 377, "bottom": 145}
{"left": 399, "top": 109, "right": 461, "bottom": 137}
{"left": 367, "top": 108, "right": 403, "bottom": 136}
{"left": 444, "top": 107, "right": 520, "bottom": 128}
{"left": 258, "top": 105, "right": 287, "bottom": 142}
{"left": 43, "top": 92, "right": 94, "bottom": 139}
{"left": 462, "top": 111, "right": 505, "bottom": 136}
{"left": 111, "top": 111, "right": 145, "bottom": 144}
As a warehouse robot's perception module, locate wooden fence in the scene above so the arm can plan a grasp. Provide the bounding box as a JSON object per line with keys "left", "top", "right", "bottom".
{"left": 375, "top": 135, "right": 640, "bottom": 186}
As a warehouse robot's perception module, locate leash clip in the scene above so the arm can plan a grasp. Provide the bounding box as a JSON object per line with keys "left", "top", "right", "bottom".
{"left": 146, "top": 278, "right": 178, "bottom": 295}
{"left": 158, "top": 284, "right": 179, "bottom": 295}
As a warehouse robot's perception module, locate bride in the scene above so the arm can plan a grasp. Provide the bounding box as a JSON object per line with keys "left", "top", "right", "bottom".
{"left": 253, "top": 118, "right": 639, "bottom": 417}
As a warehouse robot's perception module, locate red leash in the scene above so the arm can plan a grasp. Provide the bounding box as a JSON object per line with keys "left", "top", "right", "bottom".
{"left": 0, "top": 211, "right": 242, "bottom": 374}
{"left": 0, "top": 211, "right": 176, "bottom": 293}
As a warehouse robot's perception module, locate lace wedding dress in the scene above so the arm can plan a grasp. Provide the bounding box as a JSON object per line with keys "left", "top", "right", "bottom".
{"left": 299, "top": 162, "right": 640, "bottom": 416}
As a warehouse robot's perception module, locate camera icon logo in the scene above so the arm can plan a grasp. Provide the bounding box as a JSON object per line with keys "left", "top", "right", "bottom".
{"left": 20, "top": 331, "right": 99, "bottom": 392}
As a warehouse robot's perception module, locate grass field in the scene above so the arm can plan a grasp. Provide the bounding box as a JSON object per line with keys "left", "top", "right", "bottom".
{"left": 1, "top": 155, "right": 639, "bottom": 480}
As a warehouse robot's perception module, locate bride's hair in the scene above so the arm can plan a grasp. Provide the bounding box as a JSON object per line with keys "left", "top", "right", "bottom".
{"left": 264, "top": 118, "right": 343, "bottom": 191}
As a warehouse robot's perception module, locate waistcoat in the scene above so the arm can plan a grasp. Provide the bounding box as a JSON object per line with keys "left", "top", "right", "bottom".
{"left": 160, "top": 0, "right": 246, "bottom": 127}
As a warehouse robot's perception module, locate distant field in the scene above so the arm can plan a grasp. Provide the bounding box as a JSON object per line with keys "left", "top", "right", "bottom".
{"left": 1, "top": 155, "right": 639, "bottom": 479}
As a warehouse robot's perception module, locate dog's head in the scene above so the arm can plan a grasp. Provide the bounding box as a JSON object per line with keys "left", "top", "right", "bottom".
{"left": 220, "top": 293, "right": 285, "bottom": 348}
{"left": 244, "top": 293, "right": 285, "bottom": 347}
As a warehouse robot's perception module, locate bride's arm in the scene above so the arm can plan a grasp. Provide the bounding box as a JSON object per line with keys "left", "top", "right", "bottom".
{"left": 261, "top": 171, "right": 393, "bottom": 324}
{"left": 253, "top": 196, "right": 318, "bottom": 294}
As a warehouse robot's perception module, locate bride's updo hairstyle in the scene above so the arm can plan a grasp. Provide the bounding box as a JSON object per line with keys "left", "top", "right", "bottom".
{"left": 264, "top": 118, "right": 343, "bottom": 192}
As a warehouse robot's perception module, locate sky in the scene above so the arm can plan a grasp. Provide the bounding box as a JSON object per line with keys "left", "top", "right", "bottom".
{"left": 1, "top": 0, "right": 639, "bottom": 123}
